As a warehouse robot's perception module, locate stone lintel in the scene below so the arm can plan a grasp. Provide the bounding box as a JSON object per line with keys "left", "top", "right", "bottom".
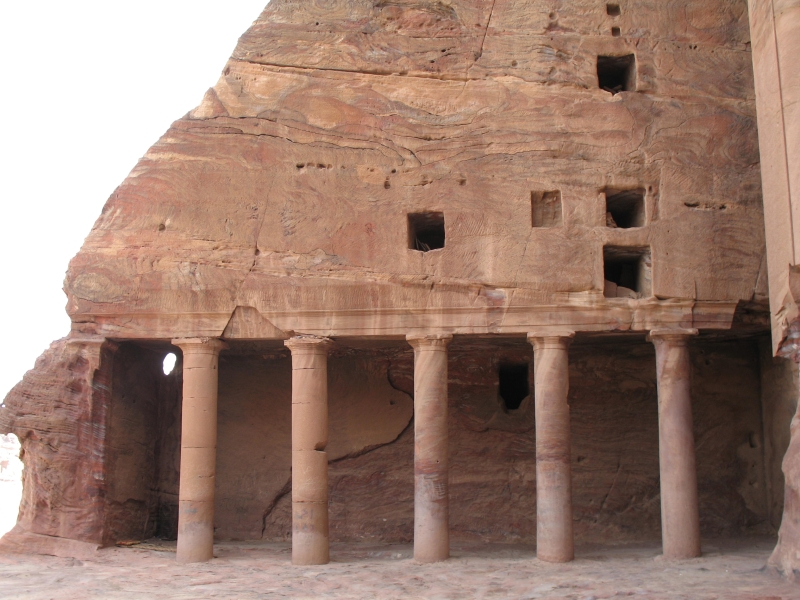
{"left": 73, "top": 301, "right": 737, "bottom": 340}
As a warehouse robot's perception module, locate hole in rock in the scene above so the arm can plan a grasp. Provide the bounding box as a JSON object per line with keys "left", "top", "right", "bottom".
{"left": 408, "top": 212, "right": 445, "bottom": 252}
{"left": 611, "top": 27, "right": 621, "bottom": 37}
{"left": 597, "top": 54, "right": 636, "bottom": 94}
{"left": 0, "top": 433, "right": 23, "bottom": 538}
{"left": 163, "top": 353, "right": 177, "bottom": 375}
{"left": 498, "top": 363, "right": 530, "bottom": 411}
{"left": 605, "top": 188, "right": 645, "bottom": 228}
{"left": 603, "top": 246, "right": 652, "bottom": 299}
{"left": 531, "top": 190, "right": 563, "bottom": 227}
{"left": 607, "top": 4, "right": 621, "bottom": 17}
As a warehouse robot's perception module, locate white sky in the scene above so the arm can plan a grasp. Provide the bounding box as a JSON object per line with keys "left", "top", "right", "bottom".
{"left": 0, "top": 2, "right": 270, "bottom": 400}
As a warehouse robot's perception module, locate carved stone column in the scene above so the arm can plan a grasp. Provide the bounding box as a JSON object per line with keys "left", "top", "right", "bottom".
{"left": 407, "top": 334, "right": 452, "bottom": 563}
{"left": 528, "top": 332, "right": 575, "bottom": 563}
{"left": 285, "top": 336, "right": 333, "bottom": 566}
{"left": 649, "top": 328, "right": 701, "bottom": 559}
{"left": 172, "top": 337, "right": 227, "bottom": 564}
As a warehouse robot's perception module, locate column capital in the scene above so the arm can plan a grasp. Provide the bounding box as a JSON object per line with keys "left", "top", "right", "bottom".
{"left": 647, "top": 328, "right": 698, "bottom": 344}
{"left": 527, "top": 331, "right": 575, "bottom": 350}
{"left": 172, "top": 337, "right": 228, "bottom": 354}
{"left": 406, "top": 333, "right": 453, "bottom": 351}
{"left": 285, "top": 335, "right": 333, "bottom": 354}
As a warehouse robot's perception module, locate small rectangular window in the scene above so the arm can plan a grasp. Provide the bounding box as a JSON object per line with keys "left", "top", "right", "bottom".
{"left": 603, "top": 245, "right": 651, "bottom": 299}
{"left": 531, "top": 190, "right": 563, "bottom": 227}
{"left": 408, "top": 212, "right": 445, "bottom": 251}
{"left": 607, "top": 4, "right": 621, "bottom": 17}
{"left": 605, "top": 188, "right": 645, "bottom": 228}
{"left": 597, "top": 54, "right": 636, "bottom": 94}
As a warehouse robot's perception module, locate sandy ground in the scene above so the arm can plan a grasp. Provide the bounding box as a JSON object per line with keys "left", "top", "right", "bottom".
{"left": 0, "top": 537, "right": 797, "bottom": 600}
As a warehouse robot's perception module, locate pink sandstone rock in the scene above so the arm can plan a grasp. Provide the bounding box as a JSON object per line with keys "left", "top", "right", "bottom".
{"left": 1, "top": 0, "right": 799, "bottom": 583}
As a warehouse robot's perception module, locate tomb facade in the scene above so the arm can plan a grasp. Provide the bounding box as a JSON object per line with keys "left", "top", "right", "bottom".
{"left": 1, "top": 0, "right": 799, "bottom": 578}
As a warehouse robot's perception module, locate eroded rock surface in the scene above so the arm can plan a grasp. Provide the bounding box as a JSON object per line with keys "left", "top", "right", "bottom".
{"left": 63, "top": 0, "right": 764, "bottom": 339}
{"left": 4, "top": 0, "right": 799, "bottom": 578}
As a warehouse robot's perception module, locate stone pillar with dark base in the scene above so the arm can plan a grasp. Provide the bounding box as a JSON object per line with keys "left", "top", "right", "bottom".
{"left": 285, "top": 336, "right": 333, "bottom": 566}
{"left": 172, "top": 338, "right": 227, "bottom": 564}
{"left": 649, "top": 328, "right": 701, "bottom": 559}
{"left": 407, "top": 334, "right": 452, "bottom": 563}
{"left": 528, "top": 332, "right": 575, "bottom": 563}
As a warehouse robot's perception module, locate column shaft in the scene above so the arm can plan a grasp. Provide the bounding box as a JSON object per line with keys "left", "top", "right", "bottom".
{"left": 529, "top": 333, "right": 574, "bottom": 563}
{"left": 650, "top": 329, "right": 701, "bottom": 559}
{"left": 173, "top": 337, "right": 226, "bottom": 564}
{"left": 407, "top": 334, "right": 452, "bottom": 563}
{"left": 285, "top": 336, "right": 332, "bottom": 566}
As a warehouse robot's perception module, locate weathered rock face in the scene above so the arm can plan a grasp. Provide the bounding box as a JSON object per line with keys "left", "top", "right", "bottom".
{"left": 64, "top": 0, "right": 764, "bottom": 340}
{"left": 4, "top": 0, "right": 800, "bottom": 572}
{"left": 0, "top": 339, "right": 116, "bottom": 547}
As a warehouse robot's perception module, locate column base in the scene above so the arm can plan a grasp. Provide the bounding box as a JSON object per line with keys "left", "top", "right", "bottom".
{"left": 176, "top": 500, "right": 215, "bottom": 564}
{"left": 292, "top": 501, "right": 329, "bottom": 565}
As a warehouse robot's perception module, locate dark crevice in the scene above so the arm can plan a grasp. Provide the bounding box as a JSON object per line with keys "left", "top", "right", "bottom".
{"left": 260, "top": 478, "right": 292, "bottom": 539}
{"left": 329, "top": 416, "right": 414, "bottom": 466}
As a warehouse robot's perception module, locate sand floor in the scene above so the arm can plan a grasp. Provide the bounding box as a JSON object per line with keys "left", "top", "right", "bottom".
{"left": 0, "top": 537, "right": 797, "bottom": 599}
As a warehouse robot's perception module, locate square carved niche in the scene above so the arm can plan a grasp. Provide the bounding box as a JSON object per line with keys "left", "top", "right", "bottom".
{"left": 531, "top": 190, "right": 562, "bottom": 227}
{"left": 408, "top": 212, "right": 445, "bottom": 252}
{"left": 603, "top": 245, "right": 651, "bottom": 299}
{"left": 597, "top": 54, "right": 636, "bottom": 94}
{"left": 605, "top": 188, "right": 645, "bottom": 228}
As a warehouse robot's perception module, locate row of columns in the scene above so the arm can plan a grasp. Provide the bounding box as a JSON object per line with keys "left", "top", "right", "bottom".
{"left": 172, "top": 329, "right": 701, "bottom": 565}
